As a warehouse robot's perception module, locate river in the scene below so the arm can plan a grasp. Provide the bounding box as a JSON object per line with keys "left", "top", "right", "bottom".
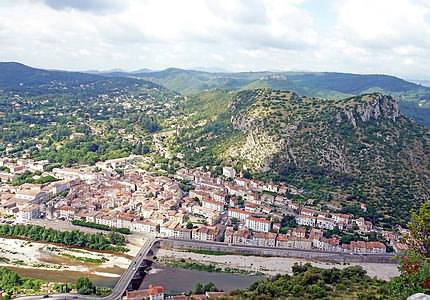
{"left": 140, "top": 263, "right": 265, "bottom": 294}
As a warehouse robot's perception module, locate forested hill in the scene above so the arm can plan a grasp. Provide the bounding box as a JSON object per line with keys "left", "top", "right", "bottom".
{"left": 178, "top": 89, "right": 430, "bottom": 226}
{"left": 0, "top": 62, "right": 165, "bottom": 97}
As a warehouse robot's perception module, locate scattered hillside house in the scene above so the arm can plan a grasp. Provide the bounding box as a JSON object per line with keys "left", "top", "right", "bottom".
{"left": 316, "top": 216, "right": 336, "bottom": 230}
{"left": 228, "top": 208, "right": 251, "bottom": 221}
{"left": 300, "top": 207, "right": 325, "bottom": 217}
{"left": 201, "top": 197, "right": 224, "bottom": 212}
{"left": 222, "top": 166, "right": 236, "bottom": 179}
{"left": 332, "top": 213, "right": 352, "bottom": 225}
{"left": 342, "top": 241, "right": 386, "bottom": 254}
{"left": 124, "top": 284, "right": 164, "bottom": 300}
{"left": 245, "top": 216, "right": 272, "bottom": 232}
{"left": 192, "top": 226, "right": 219, "bottom": 241}
{"left": 296, "top": 215, "right": 316, "bottom": 227}
{"left": 354, "top": 217, "right": 373, "bottom": 232}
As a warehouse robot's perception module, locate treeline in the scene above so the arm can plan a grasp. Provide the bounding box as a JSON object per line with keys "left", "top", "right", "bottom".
{"left": 72, "top": 220, "right": 131, "bottom": 235}
{"left": 228, "top": 264, "right": 390, "bottom": 299}
{"left": 0, "top": 224, "right": 128, "bottom": 253}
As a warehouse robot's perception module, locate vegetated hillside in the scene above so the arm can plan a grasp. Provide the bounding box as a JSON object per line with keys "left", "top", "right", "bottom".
{"left": 127, "top": 68, "right": 430, "bottom": 128}
{"left": 226, "top": 264, "right": 390, "bottom": 300}
{"left": 133, "top": 68, "right": 260, "bottom": 95}
{"left": 183, "top": 89, "right": 430, "bottom": 226}
{"left": 0, "top": 62, "right": 182, "bottom": 164}
{"left": 0, "top": 62, "right": 164, "bottom": 97}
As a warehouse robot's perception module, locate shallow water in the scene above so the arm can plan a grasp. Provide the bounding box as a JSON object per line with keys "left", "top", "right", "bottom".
{"left": 140, "top": 263, "right": 264, "bottom": 294}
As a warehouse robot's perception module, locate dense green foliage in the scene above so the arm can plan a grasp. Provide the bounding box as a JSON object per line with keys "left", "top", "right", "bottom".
{"left": 0, "top": 224, "right": 128, "bottom": 252}
{"left": 11, "top": 171, "right": 58, "bottom": 186}
{"left": 228, "top": 264, "right": 389, "bottom": 300}
{"left": 193, "top": 282, "right": 219, "bottom": 294}
{"left": 0, "top": 267, "right": 44, "bottom": 298}
{"left": 76, "top": 277, "right": 95, "bottom": 295}
{"left": 71, "top": 220, "right": 131, "bottom": 234}
{"left": 388, "top": 200, "right": 430, "bottom": 297}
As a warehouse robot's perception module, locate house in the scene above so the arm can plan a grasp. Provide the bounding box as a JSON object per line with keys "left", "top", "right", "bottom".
{"left": 276, "top": 235, "right": 312, "bottom": 249}
{"left": 15, "top": 188, "right": 46, "bottom": 203}
{"left": 133, "top": 220, "right": 159, "bottom": 234}
{"left": 245, "top": 217, "right": 272, "bottom": 232}
{"left": 342, "top": 241, "right": 386, "bottom": 254}
{"left": 228, "top": 208, "right": 251, "bottom": 221}
{"left": 117, "top": 214, "right": 134, "bottom": 229}
{"left": 173, "top": 224, "right": 192, "bottom": 240}
{"left": 201, "top": 197, "right": 224, "bottom": 212}
{"left": 316, "top": 216, "right": 336, "bottom": 230}
{"left": 124, "top": 285, "right": 164, "bottom": 300}
{"left": 222, "top": 167, "right": 236, "bottom": 179}
{"left": 224, "top": 227, "right": 251, "bottom": 245}
{"left": 252, "top": 232, "right": 277, "bottom": 247}
{"left": 290, "top": 227, "right": 306, "bottom": 239}
{"left": 314, "top": 237, "right": 341, "bottom": 252}
{"left": 244, "top": 202, "right": 257, "bottom": 213}
{"left": 354, "top": 217, "right": 373, "bottom": 232}
{"left": 57, "top": 205, "right": 75, "bottom": 220}
{"left": 192, "top": 226, "right": 219, "bottom": 241}
{"left": 288, "top": 202, "right": 300, "bottom": 210}
{"left": 296, "top": 215, "right": 316, "bottom": 227}
{"left": 17, "top": 204, "right": 40, "bottom": 222}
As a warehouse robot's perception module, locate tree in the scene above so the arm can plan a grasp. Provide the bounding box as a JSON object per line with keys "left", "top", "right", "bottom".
{"left": 76, "top": 277, "right": 94, "bottom": 295}
{"left": 193, "top": 282, "right": 204, "bottom": 294}
{"left": 388, "top": 199, "right": 430, "bottom": 298}
{"left": 409, "top": 200, "right": 430, "bottom": 257}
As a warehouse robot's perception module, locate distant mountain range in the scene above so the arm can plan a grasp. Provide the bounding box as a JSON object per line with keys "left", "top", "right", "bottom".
{"left": 1, "top": 62, "right": 429, "bottom": 128}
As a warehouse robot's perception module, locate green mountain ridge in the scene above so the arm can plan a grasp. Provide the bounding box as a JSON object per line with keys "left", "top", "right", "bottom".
{"left": 105, "top": 67, "right": 430, "bottom": 128}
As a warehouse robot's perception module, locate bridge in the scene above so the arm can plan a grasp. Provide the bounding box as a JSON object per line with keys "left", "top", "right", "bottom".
{"left": 16, "top": 237, "right": 160, "bottom": 300}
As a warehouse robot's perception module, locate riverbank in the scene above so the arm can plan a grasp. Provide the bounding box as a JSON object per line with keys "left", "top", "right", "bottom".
{"left": 0, "top": 237, "right": 131, "bottom": 286}
{"left": 156, "top": 249, "right": 400, "bottom": 280}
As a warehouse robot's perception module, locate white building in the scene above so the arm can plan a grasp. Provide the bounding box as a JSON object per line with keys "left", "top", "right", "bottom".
{"left": 245, "top": 217, "right": 272, "bottom": 232}
{"left": 222, "top": 167, "right": 236, "bottom": 178}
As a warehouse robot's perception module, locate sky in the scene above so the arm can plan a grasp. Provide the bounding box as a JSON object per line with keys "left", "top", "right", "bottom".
{"left": 0, "top": 0, "right": 430, "bottom": 79}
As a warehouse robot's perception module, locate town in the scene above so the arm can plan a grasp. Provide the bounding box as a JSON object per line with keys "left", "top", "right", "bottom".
{"left": 0, "top": 154, "right": 409, "bottom": 256}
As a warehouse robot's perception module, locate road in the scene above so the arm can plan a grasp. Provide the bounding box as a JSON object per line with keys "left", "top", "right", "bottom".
{"left": 16, "top": 237, "right": 158, "bottom": 300}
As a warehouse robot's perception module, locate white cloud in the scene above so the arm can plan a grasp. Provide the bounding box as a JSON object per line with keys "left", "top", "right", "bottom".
{"left": 0, "top": 0, "right": 429, "bottom": 79}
